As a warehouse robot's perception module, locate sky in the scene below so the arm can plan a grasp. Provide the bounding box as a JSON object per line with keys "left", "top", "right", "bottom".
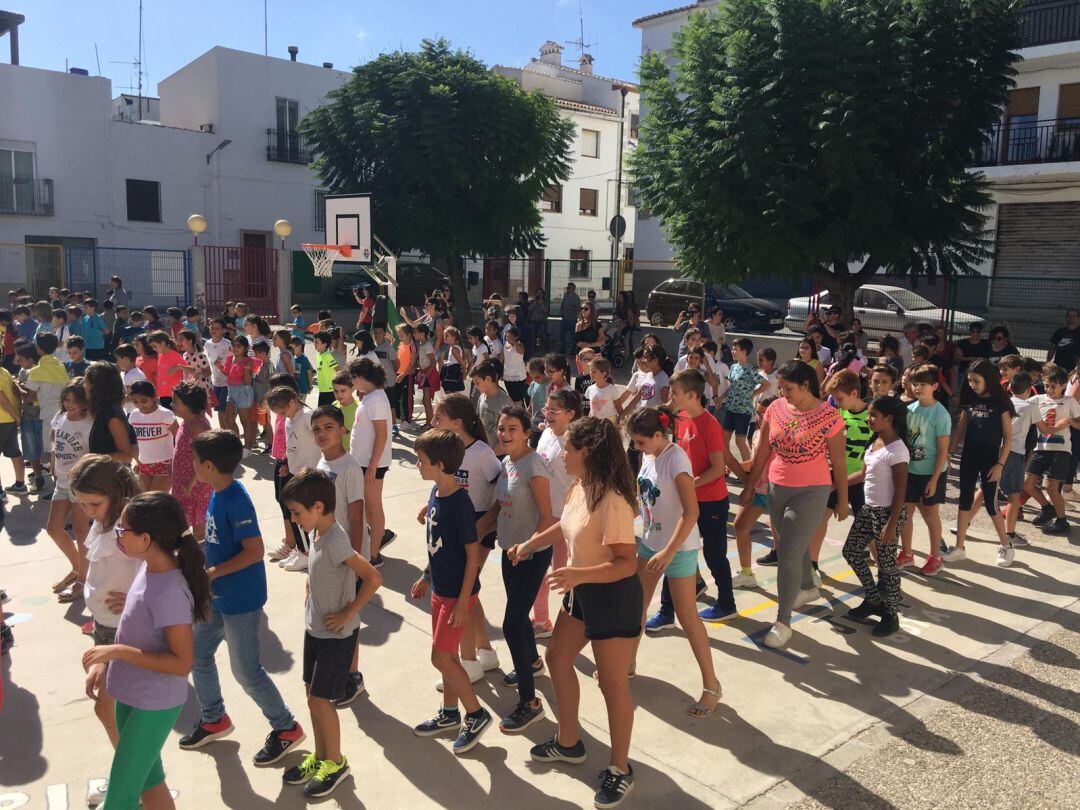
{"left": 10, "top": 0, "right": 672, "bottom": 95}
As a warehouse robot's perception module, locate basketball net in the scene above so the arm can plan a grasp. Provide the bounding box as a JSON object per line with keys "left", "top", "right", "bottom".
{"left": 301, "top": 243, "right": 352, "bottom": 278}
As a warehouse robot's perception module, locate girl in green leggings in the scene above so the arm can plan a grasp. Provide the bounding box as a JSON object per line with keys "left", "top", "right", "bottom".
{"left": 82, "top": 492, "right": 211, "bottom": 809}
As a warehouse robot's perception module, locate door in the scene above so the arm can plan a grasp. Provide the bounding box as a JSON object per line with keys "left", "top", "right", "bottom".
{"left": 242, "top": 232, "right": 269, "bottom": 249}
{"left": 483, "top": 257, "right": 509, "bottom": 298}
{"left": 527, "top": 249, "right": 544, "bottom": 295}
{"left": 275, "top": 98, "right": 300, "bottom": 161}
{"left": 1056, "top": 83, "right": 1080, "bottom": 160}
{"left": 1004, "top": 87, "right": 1040, "bottom": 162}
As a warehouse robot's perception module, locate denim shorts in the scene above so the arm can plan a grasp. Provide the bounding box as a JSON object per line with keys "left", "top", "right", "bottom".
{"left": 752, "top": 492, "right": 769, "bottom": 510}
{"left": 227, "top": 384, "right": 254, "bottom": 409}
{"left": 20, "top": 417, "right": 43, "bottom": 462}
{"left": 637, "top": 540, "right": 700, "bottom": 578}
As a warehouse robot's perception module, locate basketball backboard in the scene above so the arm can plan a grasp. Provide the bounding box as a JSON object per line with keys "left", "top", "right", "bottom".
{"left": 324, "top": 193, "right": 372, "bottom": 265}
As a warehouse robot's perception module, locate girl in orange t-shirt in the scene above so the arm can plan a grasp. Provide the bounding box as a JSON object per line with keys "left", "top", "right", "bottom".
{"left": 147, "top": 331, "right": 189, "bottom": 411}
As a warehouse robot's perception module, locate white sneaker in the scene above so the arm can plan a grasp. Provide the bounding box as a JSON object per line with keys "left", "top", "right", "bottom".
{"left": 763, "top": 623, "right": 793, "bottom": 648}
{"left": 996, "top": 543, "right": 1015, "bottom": 567}
{"left": 268, "top": 543, "right": 292, "bottom": 562}
{"left": 811, "top": 567, "right": 822, "bottom": 589}
{"left": 793, "top": 588, "right": 821, "bottom": 609}
{"left": 281, "top": 550, "right": 309, "bottom": 572}
{"left": 87, "top": 782, "right": 107, "bottom": 808}
{"left": 278, "top": 549, "right": 298, "bottom": 568}
{"left": 731, "top": 572, "right": 758, "bottom": 589}
{"left": 435, "top": 657, "right": 485, "bottom": 692}
{"left": 942, "top": 546, "right": 967, "bottom": 562}
{"left": 477, "top": 647, "right": 500, "bottom": 672}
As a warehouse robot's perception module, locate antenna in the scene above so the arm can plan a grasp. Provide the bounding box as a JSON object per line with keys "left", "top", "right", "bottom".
{"left": 112, "top": 1, "right": 146, "bottom": 119}
{"left": 565, "top": 0, "right": 597, "bottom": 67}
{"left": 95, "top": 43, "right": 101, "bottom": 75}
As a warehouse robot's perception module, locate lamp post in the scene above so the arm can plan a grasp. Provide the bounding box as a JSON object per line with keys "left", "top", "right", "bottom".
{"left": 273, "top": 219, "right": 292, "bottom": 250}
{"left": 187, "top": 213, "right": 207, "bottom": 246}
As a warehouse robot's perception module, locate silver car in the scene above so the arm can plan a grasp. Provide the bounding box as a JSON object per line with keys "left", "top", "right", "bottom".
{"left": 784, "top": 284, "right": 984, "bottom": 338}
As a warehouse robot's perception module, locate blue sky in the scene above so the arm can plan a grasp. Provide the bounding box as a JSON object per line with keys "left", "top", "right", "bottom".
{"left": 12, "top": 0, "right": 669, "bottom": 94}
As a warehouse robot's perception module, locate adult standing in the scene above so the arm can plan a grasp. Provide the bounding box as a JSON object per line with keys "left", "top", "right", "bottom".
{"left": 954, "top": 322, "right": 990, "bottom": 373}
{"left": 897, "top": 322, "right": 920, "bottom": 367}
{"left": 529, "top": 288, "right": 549, "bottom": 352}
{"left": 740, "top": 360, "right": 848, "bottom": 649}
{"left": 673, "top": 305, "right": 704, "bottom": 357}
{"left": 352, "top": 285, "right": 376, "bottom": 332}
{"left": 704, "top": 307, "right": 726, "bottom": 348}
{"left": 989, "top": 326, "right": 1019, "bottom": 359}
{"left": 1049, "top": 308, "right": 1080, "bottom": 371}
{"left": 400, "top": 298, "right": 447, "bottom": 351}
{"left": 559, "top": 283, "right": 581, "bottom": 354}
{"left": 574, "top": 302, "right": 607, "bottom": 352}
{"left": 818, "top": 307, "right": 844, "bottom": 354}
{"left": 105, "top": 275, "right": 131, "bottom": 309}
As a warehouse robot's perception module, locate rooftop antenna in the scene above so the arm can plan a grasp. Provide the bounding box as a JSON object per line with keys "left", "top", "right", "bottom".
{"left": 94, "top": 42, "right": 101, "bottom": 75}
{"left": 565, "top": 0, "right": 597, "bottom": 68}
{"left": 111, "top": 0, "right": 145, "bottom": 119}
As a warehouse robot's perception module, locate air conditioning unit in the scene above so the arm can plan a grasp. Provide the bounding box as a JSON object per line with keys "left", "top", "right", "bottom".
{"left": 199, "top": 123, "right": 215, "bottom": 133}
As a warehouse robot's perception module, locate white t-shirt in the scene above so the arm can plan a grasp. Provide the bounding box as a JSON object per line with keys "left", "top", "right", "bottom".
{"left": 759, "top": 369, "right": 777, "bottom": 397}
{"left": 536, "top": 428, "right": 573, "bottom": 516}
{"left": 1030, "top": 394, "right": 1080, "bottom": 454}
{"left": 418, "top": 340, "right": 436, "bottom": 371}
{"left": 710, "top": 357, "right": 730, "bottom": 401}
{"left": 349, "top": 387, "right": 393, "bottom": 468}
{"left": 285, "top": 405, "right": 321, "bottom": 471}
{"left": 637, "top": 442, "right": 700, "bottom": 552}
{"left": 817, "top": 346, "right": 833, "bottom": 366}
{"left": 456, "top": 439, "right": 503, "bottom": 512}
{"left": 863, "top": 439, "right": 911, "bottom": 508}
{"left": 486, "top": 337, "right": 504, "bottom": 359}
{"left": 317, "top": 453, "right": 368, "bottom": 557}
{"left": 502, "top": 344, "right": 527, "bottom": 382}
{"left": 51, "top": 411, "right": 92, "bottom": 487}
{"left": 627, "top": 370, "right": 669, "bottom": 410}
{"left": 1009, "top": 396, "right": 1035, "bottom": 456}
{"left": 129, "top": 406, "right": 176, "bottom": 465}
{"left": 83, "top": 521, "right": 141, "bottom": 628}
{"left": 123, "top": 366, "right": 148, "bottom": 392}
{"left": 471, "top": 342, "right": 490, "bottom": 365}
{"left": 586, "top": 383, "right": 617, "bottom": 420}
{"left": 52, "top": 324, "right": 70, "bottom": 360}
{"left": 204, "top": 337, "right": 232, "bottom": 387}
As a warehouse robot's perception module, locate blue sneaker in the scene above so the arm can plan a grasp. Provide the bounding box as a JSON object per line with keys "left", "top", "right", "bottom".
{"left": 699, "top": 604, "right": 739, "bottom": 622}
{"left": 644, "top": 611, "right": 674, "bottom": 633}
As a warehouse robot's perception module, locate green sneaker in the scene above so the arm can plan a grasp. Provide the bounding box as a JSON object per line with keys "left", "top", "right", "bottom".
{"left": 282, "top": 752, "right": 320, "bottom": 785}
{"left": 304, "top": 756, "right": 351, "bottom": 798}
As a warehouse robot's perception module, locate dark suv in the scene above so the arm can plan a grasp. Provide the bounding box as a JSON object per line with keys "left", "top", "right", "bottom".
{"left": 646, "top": 279, "right": 785, "bottom": 332}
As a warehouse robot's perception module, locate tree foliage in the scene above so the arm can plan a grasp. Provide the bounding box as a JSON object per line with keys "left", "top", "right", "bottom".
{"left": 302, "top": 38, "right": 576, "bottom": 325}
{"left": 631, "top": 0, "right": 1020, "bottom": 320}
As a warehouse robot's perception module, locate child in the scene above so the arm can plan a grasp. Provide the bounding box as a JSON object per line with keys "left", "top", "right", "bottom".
{"left": 81, "top": 299, "right": 108, "bottom": 361}
{"left": 113, "top": 344, "right": 148, "bottom": 396}
{"left": 134, "top": 335, "right": 158, "bottom": 389}
{"left": 311, "top": 407, "right": 369, "bottom": 706}
{"left": 331, "top": 371, "right": 358, "bottom": 451}
{"left": 1002, "top": 373, "right": 1036, "bottom": 542}
{"left": 410, "top": 428, "right": 493, "bottom": 754}
{"left": 218, "top": 336, "right": 258, "bottom": 453}
{"left": 251, "top": 340, "right": 274, "bottom": 448}
{"left": 702, "top": 339, "right": 730, "bottom": 414}
{"left": 502, "top": 326, "right": 528, "bottom": 406}
{"left": 182, "top": 430, "right": 306, "bottom": 761}
{"left": 279, "top": 469, "right": 380, "bottom": 797}
{"left": 370, "top": 322, "right": 398, "bottom": 407}
{"left": 627, "top": 406, "right": 722, "bottom": 717}
{"left": 1024, "top": 364, "right": 1080, "bottom": 535}
{"left": 898, "top": 364, "right": 952, "bottom": 574}
{"left": 526, "top": 357, "right": 549, "bottom": 446}
{"left": 13, "top": 344, "right": 46, "bottom": 493}
{"left": 870, "top": 364, "right": 899, "bottom": 398}
{"left": 177, "top": 330, "right": 212, "bottom": 399}
{"left": 12, "top": 304, "right": 37, "bottom": 341}
{"left": 233, "top": 302, "right": 250, "bottom": 332}
{"left": 266, "top": 374, "right": 306, "bottom": 564}
{"left": 267, "top": 386, "right": 321, "bottom": 571}
{"left": 439, "top": 326, "right": 467, "bottom": 395}
{"left": 347, "top": 359, "right": 394, "bottom": 566}
{"left": 394, "top": 323, "right": 418, "bottom": 427}
{"left": 415, "top": 323, "right": 440, "bottom": 425}
{"left": 615, "top": 345, "right": 671, "bottom": 419}
{"left": 66, "top": 335, "right": 89, "bottom": 378}
{"left": 723, "top": 338, "right": 762, "bottom": 461}
{"left": 81, "top": 492, "right": 209, "bottom": 810}
{"left": 484, "top": 320, "right": 504, "bottom": 361}
{"left": 314, "top": 330, "right": 339, "bottom": 408}
{"left": 25, "top": 332, "right": 67, "bottom": 484}
{"left": 585, "top": 357, "right": 617, "bottom": 421}
{"left": 757, "top": 348, "right": 778, "bottom": 396}
{"left": 45, "top": 381, "right": 92, "bottom": 601}
{"left": 183, "top": 306, "right": 203, "bottom": 336}
{"left": 51, "top": 308, "right": 70, "bottom": 359}
{"left": 471, "top": 360, "right": 513, "bottom": 443}
{"left": 120, "top": 310, "right": 147, "bottom": 344}
{"left": 842, "top": 396, "right": 910, "bottom": 637}
{"left": 204, "top": 319, "right": 233, "bottom": 429}
{"left": 574, "top": 348, "right": 596, "bottom": 404}
{"left": 0, "top": 309, "right": 15, "bottom": 371}
{"left": 467, "top": 325, "right": 490, "bottom": 386}
{"left": 70, "top": 455, "right": 141, "bottom": 755}
{"left": 543, "top": 353, "right": 572, "bottom": 396}
{"left": 147, "top": 331, "right": 189, "bottom": 411}
{"left": 291, "top": 336, "right": 315, "bottom": 399}
{"left": 287, "top": 304, "right": 307, "bottom": 342}
{"left": 170, "top": 381, "right": 213, "bottom": 542}
{"left": 128, "top": 380, "right": 177, "bottom": 493}
{"left": 0, "top": 358, "right": 25, "bottom": 496}
{"left": 734, "top": 394, "right": 780, "bottom": 580}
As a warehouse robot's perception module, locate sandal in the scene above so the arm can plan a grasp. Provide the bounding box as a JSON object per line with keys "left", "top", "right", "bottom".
{"left": 57, "top": 582, "right": 84, "bottom": 603}
{"left": 689, "top": 683, "right": 722, "bottom": 718}
{"left": 52, "top": 571, "right": 78, "bottom": 593}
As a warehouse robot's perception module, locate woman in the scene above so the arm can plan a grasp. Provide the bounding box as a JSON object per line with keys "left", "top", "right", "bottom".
{"left": 513, "top": 417, "right": 642, "bottom": 807}
{"left": 674, "top": 305, "right": 704, "bottom": 355}
{"left": 85, "top": 362, "right": 137, "bottom": 465}
{"left": 847, "top": 318, "right": 870, "bottom": 355}
{"left": 796, "top": 339, "right": 826, "bottom": 386}
{"left": 352, "top": 285, "right": 376, "bottom": 332}
{"left": 704, "top": 306, "right": 726, "bottom": 348}
{"left": 739, "top": 360, "right": 848, "bottom": 649}
{"left": 574, "top": 302, "right": 606, "bottom": 351}
{"left": 399, "top": 297, "right": 446, "bottom": 352}
{"left": 615, "top": 291, "right": 640, "bottom": 352}
{"left": 989, "top": 326, "right": 1019, "bottom": 359}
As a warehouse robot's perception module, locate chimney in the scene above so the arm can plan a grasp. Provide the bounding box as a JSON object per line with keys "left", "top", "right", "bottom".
{"left": 539, "top": 40, "right": 563, "bottom": 66}
{"left": 322, "top": 62, "right": 333, "bottom": 69}
{"left": 288, "top": 45, "right": 298, "bottom": 62}
{"left": 579, "top": 53, "right": 594, "bottom": 75}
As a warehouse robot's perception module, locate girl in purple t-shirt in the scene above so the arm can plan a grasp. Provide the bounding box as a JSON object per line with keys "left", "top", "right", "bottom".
{"left": 82, "top": 492, "right": 210, "bottom": 809}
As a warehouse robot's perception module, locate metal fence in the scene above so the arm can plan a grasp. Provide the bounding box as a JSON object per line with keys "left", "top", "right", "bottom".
{"left": 203, "top": 245, "right": 278, "bottom": 317}
{"left": 65, "top": 247, "right": 190, "bottom": 310}
{"left": 0, "top": 243, "right": 65, "bottom": 300}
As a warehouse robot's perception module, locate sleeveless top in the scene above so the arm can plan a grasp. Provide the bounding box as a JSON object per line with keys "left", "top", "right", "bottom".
{"left": 89, "top": 405, "right": 137, "bottom": 455}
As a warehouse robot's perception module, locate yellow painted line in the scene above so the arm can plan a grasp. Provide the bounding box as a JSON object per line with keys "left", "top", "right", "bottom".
{"left": 703, "top": 567, "right": 859, "bottom": 623}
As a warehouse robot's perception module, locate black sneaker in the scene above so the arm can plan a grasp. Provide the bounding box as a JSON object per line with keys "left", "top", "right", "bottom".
{"left": 1032, "top": 505, "right": 1056, "bottom": 527}
{"left": 872, "top": 611, "right": 901, "bottom": 638}
{"left": 29, "top": 477, "right": 43, "bottom": 494}
{"left": 370, "top": 553, "right": 385, "bottom": 569}
{"left": 452, "top": 708, "right": 492, "bottom": 755}
{"left": 178, "top": 715, "right": 235, "bottom": 749}
{"left": 695, "top": 577, "right": 708, "bottom": 598}
{"left": 283, "top": 752, "right": 319, "bottom": 785}
{"left": 594, "top": 765, "right": 635, "bottom": 808}
{"left": 503, "top": 658, "right": 545, "bottom": 686}
{"left": 413, "top": 708, "right": 461, "bottom": 736}
{"left": 1, "top": 624, "right": 13, "bottom": 655}
{"left": 381, "top": 529, "right": 398, "bottom": 549}
{"left": 756, "top": 549, "right": 778, "bottom": 566}
{"left": 530, "top": 736, "right": 587, "bottom": 764}
{"left": 3, "top": 482, "right": 27, "bottom": 495}
{"left": 303, "top": 757, "right": 350, "bottom": 798}
{"left": 1042, "top": 517, "right": 1070, "bottom": 536}
{"left": 253, "top": 722, "right": 306, "bottom": 766}
{"left": 1007, "top": 531, "right": 1029, "bottom": 547}
{"left": 846, "top": 598, "right": 885, "bottom": 621}
{"left": 499, "top": 699, "right": 545, "bottom": 734}
{"left": 333, "top": 672, "right": 366, "bottom": 708}
{"left": 939, "top": 537, "right": 950, "bottom": 554}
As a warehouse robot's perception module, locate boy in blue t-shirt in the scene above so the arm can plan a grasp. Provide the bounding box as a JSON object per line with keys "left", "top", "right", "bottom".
{"left": 183, "top": 429, "right": 305, "bottom": 765}
{"left": 81, "top": 298, "right": 108, "bottom": 361}
{"left": 724, "top": 337, "right": 765, "bottom": 462}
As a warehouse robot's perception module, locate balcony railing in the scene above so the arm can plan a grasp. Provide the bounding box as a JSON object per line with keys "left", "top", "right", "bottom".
{"left": 1018, "top": 0, "right": 1080, "bottom": 48}
{"left": 0, "top": 178, "right": 54, "bottom": 216}
{"left": 265, "top": 128, "right": 314, "bottom": 164}
{"left": 975, "top": 118, "right": 1080, "bottom": 166}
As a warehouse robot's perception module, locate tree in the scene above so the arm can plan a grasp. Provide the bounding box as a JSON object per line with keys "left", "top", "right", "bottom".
{"left": 302, "top": 38, "right": 576, "bottom": 327}
{"left": 631, "top": 0, "right": 1020, "bottom": 326}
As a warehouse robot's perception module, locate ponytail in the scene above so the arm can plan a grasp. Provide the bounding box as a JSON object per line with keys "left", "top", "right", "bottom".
{"left": 177, "top": 530, "right": 212, "bottom": 623}
{"left": 436, "top": 393, "right": 488, "bottom": 444}
{"left": 626, "top": 406, "right": 679, "bottom": 439}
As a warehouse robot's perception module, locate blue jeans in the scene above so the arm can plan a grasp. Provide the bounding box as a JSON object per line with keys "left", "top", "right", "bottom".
{"left": 192, "top": 606, "right": 295, "bottom": 730}
{"left": 659, "top": 498, "right": 734, "bottom": 616}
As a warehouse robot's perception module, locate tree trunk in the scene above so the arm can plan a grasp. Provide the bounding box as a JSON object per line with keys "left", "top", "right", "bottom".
{"left": 442, "top": 255, "right": 472, "bottom": 331}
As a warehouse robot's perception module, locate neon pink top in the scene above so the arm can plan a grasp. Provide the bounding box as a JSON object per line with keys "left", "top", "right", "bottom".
{"left": 764, "top": 398, "right": 845, "bottom": 488}
{"left": 271, "top": 413, "right": 287, "bottom": 460}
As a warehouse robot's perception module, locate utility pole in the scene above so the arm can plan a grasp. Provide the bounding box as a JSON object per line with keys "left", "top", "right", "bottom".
{"left": 610, "top": 85, "right": 628, "bottom": 292}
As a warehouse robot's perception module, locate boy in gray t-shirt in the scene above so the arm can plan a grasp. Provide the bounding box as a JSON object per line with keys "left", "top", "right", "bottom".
{"left": 494, "top": 450, "right": 550, "bottom": 550}
{"left": 472, "top": 360, "right": 514, "bottom": 447}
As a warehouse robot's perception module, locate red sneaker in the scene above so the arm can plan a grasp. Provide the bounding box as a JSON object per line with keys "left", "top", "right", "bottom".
{"left": 895, "top": 550, "right": 916, "bottom": 569}
{"left": 81, "top": 621, "right": 94, "bottom": 636}
{"left": 919, "top": 556, "right": 944, "bottom": 576}
{"left": 179, "top": 714, "right": 235, "bottom": 749}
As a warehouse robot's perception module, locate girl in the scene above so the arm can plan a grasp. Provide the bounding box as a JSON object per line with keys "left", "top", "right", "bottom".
{"left": 165, "top": 307, "right": 185, "bottom": 341}
{"left": 251, "top": 340, "right": 274, "bottom": 449}
{"left": 273, "top": 330, "right": 296, "bottom": 379}
{"left": 82, "top": 492, "right": 210, "bottom": 810}
{"left": 439, "top": 326, "right": 466, "bottom": 394}
{"left": 169, "top": 381, "right": 213, "bottom": 543}
{"left": 879, "top": 335, "right": 905, "bottom": 377}
{"left": 146, "top": 331, "right": 188, "bottom": 411}
{"left": 142, "top": 305, "right": 163, "bottom": 332}
{"left": 585, "top": 358, "right": 617, "bottom": 422}
{"left": 739, "top": 360, "right": 848, "bottom": 649}
{"left": 733, "top": 394, "right": 780, "bottom": 579}
{"left": 842, "top": 396, "right": 910, "bottom": 637}
{"left": 244, "top": 314, "right": 272, "bottom": 346}
{"left": 826, "top": 342, "right": 865, "bottom": 381}
{"left": 221, "top": 302, "right": 237, "bottom": 326}
{"left": 128, "top": 380, "right": 178, "bottom": 493}
{"left": 544, "top": 353, "right": 572, "bottom": 396}
{"left": 290, "top": 336, "right": 314, "bottom": 398}
{"left": 796, "top": 339, "right": 826, "bottom": 385}
{"left": 484, "top": 321, "right": 504, "bottom": 361}
{"left": 349, "top": 358, "right": 393, "bottom": 565}
{"left": 234, "top": 302, "right": 250, "bottom": 332}
{"left": 134, "top": 334, "right": 158, "bottom": 389}
{"left": 218, "top": 335, "right": 257, "bottom": 452}
{"left": 176, "top": 330, "right": 211, "bottom": 403}
{"left": 267, "top": 373, "right": 305, "bottom": 563}
{"left": 484, "top": 406, "right": 555, "bottom": 734}
{"left": 531, "top": 389, "right": 582, "bottom": 637}
{"left": 502, "top": 326, "right": 528, "bottom": 406}
{"left": 352, "top": 330, "right": 378, "bottom": 363}
{"left": 512, "top": 417, "right": 641, "bottom": 806}
{"left": 86, "top": 362, "right": 137, "bottom": 465}
{"left": 47, "top": 380, "right": 93, "bottom": 603}
{"left": 467, "top": 325, "right": 490, "bottom": 370}
{"left": 71, "top": 455, "right": 141, "bottom": 753}
{"left": 394, "top": 324, "right": 418, "bottom": 427}
{"left": 627, "top": 407, "right": 721, "bottom": 717}
{"left": 945, "top": 358, "right": 1016, "bottom": 565}
{"left": 415, "top": 323, "right": 439, "bottom": 427}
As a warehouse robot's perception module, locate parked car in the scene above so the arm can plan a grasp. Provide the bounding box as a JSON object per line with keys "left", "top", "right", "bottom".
{"left": 332, "top": 261, "right": 448, "bottom": 309}
{"left": 783, "top": 284, "right": 984, "bottom": 337}
{"left": 645, "top": 279, "right": 786, "bottom": 332}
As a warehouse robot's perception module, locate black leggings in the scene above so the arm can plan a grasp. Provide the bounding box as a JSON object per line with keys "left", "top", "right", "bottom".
{"left": 843, "top": 506, "right": 906, "bottom": 610}
{"left": 500, "top": 547, "right": 553, "bottom": 704}
{"left": 394, "top": 379, "right": 414, "bottom": 422}
{"left": 958, "top": 447, "right": 999, "bottom": 517}
{"left": 274, "top": 459, "right": 308, "bottom": 552}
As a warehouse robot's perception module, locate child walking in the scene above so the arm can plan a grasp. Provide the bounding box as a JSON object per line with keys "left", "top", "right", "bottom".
{"left": 439, "top": 326, "right": 467, "bottom": 394}
{"left": 314, "top": 330, "right": 339, "bottom": 408}
{"left": 46, "top": 380, "right": 93, "bottom": 603}
{"left": 415, "top": 323, "right": 440, "bottom": 426}
{"left": 348, "top": 358, "right": 394, "bottom": 566}
{"left": 1025, "top": 364, "right": 1080, "bottom": 536}
{"left": 267, "top": 386, "right": 321, "bottom": 572}
{"left": 733, "top": 394, "right": 780, "bottom": 584}
{"left": 128, "top": 380, "right": 178, "bottom": 493}
{"left": 218, "top": 336, "right": 259, "bottom": 453}
{"left": 169, "top": 381, "right": 214, "bottom": 543}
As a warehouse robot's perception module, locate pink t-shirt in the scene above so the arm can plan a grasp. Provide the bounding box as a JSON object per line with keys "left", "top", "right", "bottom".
{"left": 271, "top": 413, "right": 287, "bottom": 460}
{"left": 764, "top": 398, "right": 845, "bottom": 488}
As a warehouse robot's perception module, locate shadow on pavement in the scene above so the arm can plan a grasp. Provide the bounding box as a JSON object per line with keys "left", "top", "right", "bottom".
{"left": 0, "top": 653, "right": 47, "bottom": 785}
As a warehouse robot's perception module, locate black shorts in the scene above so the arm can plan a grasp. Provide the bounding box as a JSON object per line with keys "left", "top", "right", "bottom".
{"left": 1026, "top": 450, "right": 1071, "bottom": 483}
{"left": 303, "top": 629, "right": 359, "bottom": 701}
{"left": 722, "top": 410, "right": 752, "bottom": 437}
{"left": 317, "top": 391, "right": 335, "bottom": 407}
{"left": 505, "top": 379, "right": 527, "bottom": 403}
{"left": 905, "top": 471, "right": 947, "bottom": 506}
{"left": 0, "top": 423, "right": 20, "bottom": 458}
{"left": 360, "top": 466, "right": 389, "bottom": 480}
{"left": 562, "top": 575, "right": 643, "bottom": 641}
{"left": 828, "top": 482, "right": 865, "bottom": 515}
{"left": 474, "top": 509, "right": 497, "bottom": 550}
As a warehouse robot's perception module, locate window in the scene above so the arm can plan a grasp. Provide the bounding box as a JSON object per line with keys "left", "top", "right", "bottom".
{"left": 629, "top": 113, "right": 639, "bottom": 140}
{"left": 857, "top": 289, "right": 890, "bottom": 310}
{"left": 0, "top": 148, "right": 34, "bottom": 214}
{"left": 579, "top": 188, "right": 598, "bottom": 216}
{"left": 125, "top": 179, "right": 161, "bottom": 223}
{"left": 581, "top": 128, "right": 600, "bottom": 158}
{"left": 276, "top": 97, "right": 300, "bottom": 133}
{"left": 541, "top": 185, "right": 563, "bottom": 213}
{"left": 569, "top": 249, "right": 590, "bottom": 279}
{"left": 314, "top": 189, "right": 327, "bottom": 230}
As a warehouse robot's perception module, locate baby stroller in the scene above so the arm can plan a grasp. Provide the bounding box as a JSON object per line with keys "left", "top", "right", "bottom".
{"left": 600, "top": 325, "right": 627, "bottom": 369}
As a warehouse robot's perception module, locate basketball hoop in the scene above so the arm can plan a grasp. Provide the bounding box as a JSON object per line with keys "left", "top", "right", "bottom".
{"left": 301, "top": 243, "right": 352, "bottom": 278}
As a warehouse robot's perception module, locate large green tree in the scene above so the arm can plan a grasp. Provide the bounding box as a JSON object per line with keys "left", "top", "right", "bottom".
{"left": 631, "top": 0, "right": 1020, "bottom": 324}
{"left": 302, "top": 38, "right": 576, "bottom": 327}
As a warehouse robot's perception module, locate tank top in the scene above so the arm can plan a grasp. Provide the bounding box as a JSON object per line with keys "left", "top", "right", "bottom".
{"left": 89, "top": 406, "right": 137, "bottom": 455}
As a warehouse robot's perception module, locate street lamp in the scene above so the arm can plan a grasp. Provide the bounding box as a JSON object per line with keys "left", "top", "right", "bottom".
{"left": 205, "top": 138, "right": 232, "bottom": 164}
{"left": 273, "top": 219, "right": 292, "bottom": 250}
{"left": 187, "top": 213, "right": 207, "bottom": 246}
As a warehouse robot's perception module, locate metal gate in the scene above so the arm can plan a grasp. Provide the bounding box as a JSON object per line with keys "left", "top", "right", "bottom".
{"left": 65, "top": 247, "right": 189, "bottom": 310}
{"left": 203, "top": 246, "right": 278, "bottom": 317}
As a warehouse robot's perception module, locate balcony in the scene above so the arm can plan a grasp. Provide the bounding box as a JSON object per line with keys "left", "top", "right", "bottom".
{"left": 1018, "top": 0, "right": 1080, "bottom": 48}
{"left": 0, "top": 178, "right": 54, "bottom": 216}
{"left": 265, "top": 128, "right": 313, "bottom": 164}
{"left": 975, "top": 118, "right": 1080, "bottom": 166}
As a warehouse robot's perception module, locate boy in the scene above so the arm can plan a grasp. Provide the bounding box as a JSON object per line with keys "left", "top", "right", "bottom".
{"left": 314, "top": 331, "right": 339, "bottom": 408}
{"left": 898, "top": 365, "right": 952, "bottom": 574}
{"left": 65, "top": 336, "right": 89, "bottom": 378}
{"left": 287, "top": 304, "right": 307, "bottom": 342}
{"left": 26, "top": 333, "right": 66, "bottom": 473}
{"left": 50, "top": 309, "right": 70, "bottom": 359}
{"left": 646, "top": 369, "right": 747, "bottom": 631}
{"left": 119, "top": 310, "right": 146, "bottom": 344}
{"left": 114, "top": 343, "right": 148, "bottom": 395}
{"left": 1002, "top": 373, "right": 1036, "bottom": 543}
{"left": 183, "top": 305, "right": 203, "bottom": 336}
{"left": 311, "top": 406, "right": 367, "bottom": 706}
{"left": 12, "top": 305, "right": 37, "bottom": 342}
{"left": 724, "top": 338, "right": 763, "bottom": 461}
{"left": 81, "top": 299, "right": 107, "bottom": 361}
{"left": 410, "top": 428, "right": 492, "bottom": 753}
{"left": 470, "top": 360, "right": 513, "bottom": 444}
{"left": 110, "top": 305, "right": 129, "bottom": 351}
{"left": 331, "top": 370, "right": 358, "bottom": 451}
{"left": 870, "top": 364, "right": 899, "bottom": 398}
{"left": 48, "top": 287, "right": 61, "bottom": 309}
{"left": 267, "top": 386, "right": 322, "bottom": 571}
{"left": 182, "top": 429, "right": 306, "bottom": 763}
{"left": 756, "top": 348, "right": 778, "bottom": 396}
{"left": 280, "top": 468, "right": 380, "bottom": 798}
{"left": 1024, "top": 365, "right": 1080, "bottom": 535}
{"left": 64, "top": 305, "right": 83, "bottom": 339}
{"left": 526, "top": 357, "right": 548, "bottom": 446}
{"left": 12, "top": 344, "right": 46, "bottom": 493}
{"left": 702, "top": 339, "right": 729, "bottom": 413}
{"left": 0, "top": 310, "right": 15, "bottom": 371}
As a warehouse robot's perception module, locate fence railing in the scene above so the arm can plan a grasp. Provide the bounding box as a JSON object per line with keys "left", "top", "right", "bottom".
{"left": 976, "top": 118, "right": 1080, "bottom": 166}
{"left": 0, "top": 243, "right": 64, "bottom": 299}
{"left": 203, "top": 245, "right": 279, "bottom": 317}
{"left": 65, "top": 247, "right": 190, "bottom": 311}
{"left": 0, "top": 178, "right": 54, "bottom": 216}
{"left": 265, "top": 129, "right": 314, "bottom": 164}
{"left": 1018, "top": 0, "right": 1080, "bottom": 48}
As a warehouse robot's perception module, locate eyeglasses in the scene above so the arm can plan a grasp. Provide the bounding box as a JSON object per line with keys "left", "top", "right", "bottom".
{"left": 115, "top": 526, "right": 131, "bottom": 538}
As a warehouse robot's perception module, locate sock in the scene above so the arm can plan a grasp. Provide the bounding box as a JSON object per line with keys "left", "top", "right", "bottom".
{"left": 608, "top": 765, "right": 628, "bottom": 776}
{"left": 740, "top": 566, "right": 752, "bottom": 577}
{"left": 811, "top": 561, "right": 819, "bottom": 571}
{"left": 442, "top": 705, "right": 460, "bottom": 715}
{"left": 465, "top": 707, "right": 486, "bottom": 718}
